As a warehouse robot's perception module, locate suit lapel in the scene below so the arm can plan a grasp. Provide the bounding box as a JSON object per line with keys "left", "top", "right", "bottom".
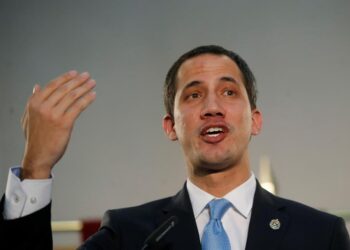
{"left": 155, "top": 184, "right": 201, "bottom": 250}
{"left": 245, "top": 181, "right": 289, "bottom": 250}
{"left": 152, "top": 181, "right": 290, "bottom": 250}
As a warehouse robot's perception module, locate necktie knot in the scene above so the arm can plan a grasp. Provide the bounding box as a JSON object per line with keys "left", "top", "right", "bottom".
{"left": 202, "top": 198, "right": 232, "bottom": 250}
{"left": 208, "top": 198, "right": 231, "bottom": 221}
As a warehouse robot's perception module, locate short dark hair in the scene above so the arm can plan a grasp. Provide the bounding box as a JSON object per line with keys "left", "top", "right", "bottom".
{"left": 164, "top": 45, "right": 257, "bottom": 118}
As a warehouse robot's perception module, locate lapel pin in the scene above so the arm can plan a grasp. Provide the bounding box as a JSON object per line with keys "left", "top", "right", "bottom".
{"left": 269, "top": 219, "right": 281, "bottom": 230}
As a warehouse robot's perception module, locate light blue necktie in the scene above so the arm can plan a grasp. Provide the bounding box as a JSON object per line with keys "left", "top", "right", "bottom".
{"left": 201, "top": 199, "right": 231, "bottom": 250}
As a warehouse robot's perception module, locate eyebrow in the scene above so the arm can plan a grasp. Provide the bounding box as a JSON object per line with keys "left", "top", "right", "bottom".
{"left": 183, "top": 76, "right": 239, "bottom": 90}
{"left": 220, "top": 76, "right": 239, "bottom": 84}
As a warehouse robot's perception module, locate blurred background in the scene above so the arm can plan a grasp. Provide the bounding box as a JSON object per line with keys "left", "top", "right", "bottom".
{"left": 1, "top": 0, "right": 349, "bottom": 248}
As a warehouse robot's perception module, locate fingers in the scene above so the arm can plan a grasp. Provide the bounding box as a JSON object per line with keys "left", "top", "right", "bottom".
{"left": 24, "top": 70, "right": 96, "bottom": 130}
{"left": 21, "top": 107, "right": 28, "bottom": 139}
{"left": 33, "top": 84, "right": 40, "bottom": 94}
{"left": 65, "top": 90, "right": 96, "bottom": 122}
{"left": 44, "top": 72, "right": 91, "bottom": 108}
{"left": 41, "top": 70, "right": 97, "bottom": 125}
{"left": 20, "top": 71, "right": 97, "bottom": 179}
{"left": 54, "top": 78, "right": 96, "bottom": 116}
{"left": 30, "top": 70, "right": 96, "bottom": 115}
{"left": 22, "top": 84, "right": 40, "bottom": 139}
{"left": 39, "top": 71, "right": 78, "bottom": 100}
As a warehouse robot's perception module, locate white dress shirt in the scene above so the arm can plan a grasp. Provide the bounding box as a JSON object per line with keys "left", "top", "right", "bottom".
{"left": 186, "top": 173, "right": 256, "bottom": 250}
{"left": 3, "top": 167, "right": 52, "bottom": 219}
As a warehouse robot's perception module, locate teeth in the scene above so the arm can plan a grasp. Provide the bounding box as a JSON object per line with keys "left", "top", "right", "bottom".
{"left": 207, "top": 133, "right": 220, "bottom": 137}
{"left": 206, "top": 127, "right": 223, "bottom": 133}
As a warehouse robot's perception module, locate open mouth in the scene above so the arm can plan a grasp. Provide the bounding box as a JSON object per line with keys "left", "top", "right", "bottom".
{"left": 200, "top": 124, "right": 228, "bottom": 143}
{"left": 205, "top": 127, "right": 224, "bottom": 137}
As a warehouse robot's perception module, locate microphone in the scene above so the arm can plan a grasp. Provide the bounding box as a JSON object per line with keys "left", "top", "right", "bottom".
{"left": 141, "top": 216, "right": 178, "bottom": 250}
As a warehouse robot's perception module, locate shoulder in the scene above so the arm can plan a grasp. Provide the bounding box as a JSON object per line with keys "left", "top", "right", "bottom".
{"left": 80, "top": 197, "right": 177, "bottom": 249}
{"left": 104, "top": 196, "right": 173, "bottom": 218}
{"left": 275, "top": 194, "right": 349, "bottom": 248}
{"left": 273, "top": 193, "right": 341, "bottom": 223}
{"left": 249, "top": 185, "right": 350, "bottom": 249}
{"left": 101, "top": 196, "right": 173, "bottom": 232}
{"left": 255, "top": 182, "right": 342, "bottom": 224}
{"left": 262, "top": 188, "right": 348, "bottom": 239}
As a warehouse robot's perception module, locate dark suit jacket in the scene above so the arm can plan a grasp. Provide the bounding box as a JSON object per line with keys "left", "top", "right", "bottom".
{"left": 1, "top": 181, "right": 349, "bottom": 250}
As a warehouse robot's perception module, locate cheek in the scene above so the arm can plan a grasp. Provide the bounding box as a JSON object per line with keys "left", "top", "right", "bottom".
{"left": 173, "top": 114, "right": 186, "bottom": 138}
{"left": 173, "top": 111, "right": 196, "bottom": 140}
{"left": 229, "top": 104, "right": 253, "bottom": 130}
{"left": 240, "top": 111, "right": 254, "bottom": 135}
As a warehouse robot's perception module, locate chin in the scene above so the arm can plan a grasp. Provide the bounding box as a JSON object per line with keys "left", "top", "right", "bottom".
{"left": 193, "top": 155, "right": 237, "bottom": 174}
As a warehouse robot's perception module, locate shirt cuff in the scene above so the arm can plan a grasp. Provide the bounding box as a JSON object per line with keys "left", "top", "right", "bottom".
{"left": 4, "top": 166, "right": 52, "bottom": 220}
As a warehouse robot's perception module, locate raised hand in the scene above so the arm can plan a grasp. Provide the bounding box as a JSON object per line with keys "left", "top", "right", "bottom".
{"left": 21, "top": 71, "right": 96, "bottom": 179}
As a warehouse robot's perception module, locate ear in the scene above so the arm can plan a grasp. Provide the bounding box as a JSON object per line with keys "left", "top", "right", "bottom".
{"left": 251, "top": 109, "right": 263, "bottom": 136}
{"left": 162, "top": 114, "right": 178, "bottom": 141}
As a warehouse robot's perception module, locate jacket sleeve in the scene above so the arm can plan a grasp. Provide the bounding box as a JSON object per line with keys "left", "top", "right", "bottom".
{"left": 0, "top": 195, "right": 53, "bottom": 250}
{"left": 330, "top": 217, "right": 350, "bottom": 250}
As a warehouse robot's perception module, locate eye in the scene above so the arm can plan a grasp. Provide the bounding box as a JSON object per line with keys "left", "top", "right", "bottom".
{"left": 224, "top": 89, "right": 235, "bottom": 96}
{"left": 187, "top": 92, "right": 201, "bottom": 99}
{"left": 191, "top": 93, "right": 200, "bottom": 98}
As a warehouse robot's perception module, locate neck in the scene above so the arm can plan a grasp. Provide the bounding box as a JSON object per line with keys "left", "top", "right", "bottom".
{"left": 188, "top": 160, "right": 251, "bottom": 197}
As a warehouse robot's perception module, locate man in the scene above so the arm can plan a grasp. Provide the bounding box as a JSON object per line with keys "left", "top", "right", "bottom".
{"left": 1, "top": 45, "right": 349, "bottom": 249}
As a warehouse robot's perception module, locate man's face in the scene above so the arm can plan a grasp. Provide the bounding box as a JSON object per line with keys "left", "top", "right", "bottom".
{"left": 163, "top": 54, "right": 262, "bottom": 172}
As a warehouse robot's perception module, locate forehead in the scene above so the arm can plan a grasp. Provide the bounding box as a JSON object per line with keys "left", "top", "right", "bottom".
{"left": 176, "top": 53, "right": 243, "bottom": 86}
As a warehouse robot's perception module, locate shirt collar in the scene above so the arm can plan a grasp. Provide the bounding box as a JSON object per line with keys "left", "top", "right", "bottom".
{"left": 186, "top": 172, "right": 256, "bottom": 219}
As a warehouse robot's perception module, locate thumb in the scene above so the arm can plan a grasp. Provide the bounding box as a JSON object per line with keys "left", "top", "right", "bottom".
{"left": 32, "top": 84, "right": 41, "bottom": 94}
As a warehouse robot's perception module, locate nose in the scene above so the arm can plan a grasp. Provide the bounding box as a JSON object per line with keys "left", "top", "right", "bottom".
{"left": 200, "top": 93, "right": 225, "bottom": 119}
